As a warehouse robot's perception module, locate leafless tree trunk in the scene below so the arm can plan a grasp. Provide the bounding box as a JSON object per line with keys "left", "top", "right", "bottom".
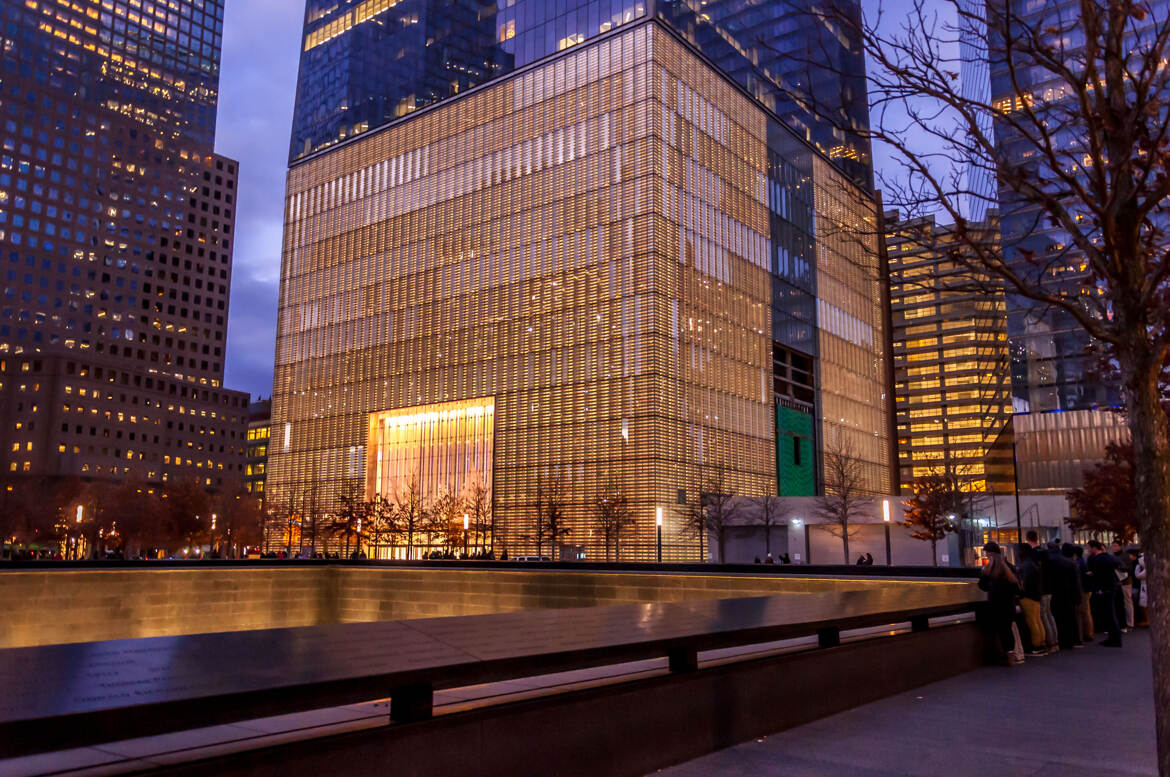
{"left": 759, "top": 494, "right": 786, "bottom": 559}
{"left": 818, "top": 437, "right": 873, "bottom": 564}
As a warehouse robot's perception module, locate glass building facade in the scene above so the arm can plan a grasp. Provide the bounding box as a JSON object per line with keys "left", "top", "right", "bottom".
{"left": 290, "top": 0, "right": 873, "bottom": 189}
{"left": 989, "top": 0, "right": 1125, "bottom": 415}
{"left": 272, "top": 12, "right": 891, "bottom": 559}
{"left": 0, "top": 0, "right": 249, "bottom": 486}
{"left": 885, "top": 211, "right": 1011, "bottom": 494}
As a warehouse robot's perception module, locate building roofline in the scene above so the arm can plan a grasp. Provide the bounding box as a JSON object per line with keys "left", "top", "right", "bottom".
{"left": 287, "top": 15, "right": 872, "bottom": 197}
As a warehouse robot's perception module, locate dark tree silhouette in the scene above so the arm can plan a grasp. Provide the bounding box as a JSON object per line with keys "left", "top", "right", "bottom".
{"left": 593, "top": 480, "right": 635, "bottom": 561}
{"left": 1068, "top": 442, "right": 1140, "bottom": 542}
{"left": 903, "top": 472, "right": 965, "bottom": 565}
{"left": 817, "top": 438, "right": 872, "bottom": 564}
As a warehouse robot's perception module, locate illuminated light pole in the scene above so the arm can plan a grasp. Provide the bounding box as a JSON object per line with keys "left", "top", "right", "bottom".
{"left": 1012, "top": 436, "right": 1024, "bottom": 549}
{"left": 463, "top": 513, "right": 470, "bottom": 558}
{"left": 882, "top": 499, "right": 892, "bottom": 566}
{"left": 656, "top": 507, "right": 663, "bottom": 563}
{"left": 75, "top": 505, "right": 84, "bottom": 560}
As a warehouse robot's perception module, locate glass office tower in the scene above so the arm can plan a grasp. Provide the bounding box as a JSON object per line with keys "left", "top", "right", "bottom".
{"left": 0, "top": 1, "right": 250, "bottom": 486}
{"left": 290, "top": 0, "right": 872, "bottom": 186}
{"left": 985, "top": 0, "right": 1137, "bottom": 490}
{"left": 272, "top": 5, "right": 889, "bottom": 559}
{"left": 885, "top": 211, "right": 1011, "bottom": 494}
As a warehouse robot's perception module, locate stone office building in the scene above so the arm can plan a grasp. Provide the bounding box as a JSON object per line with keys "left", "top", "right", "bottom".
{"left": 0, "top": 0, "right": 250, "bottom": 489}
{"left": 269, "top": 1, "right": 891, "bottom": 559}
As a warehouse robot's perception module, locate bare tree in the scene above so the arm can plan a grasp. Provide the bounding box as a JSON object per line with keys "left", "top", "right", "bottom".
{"left": 463, "top": 473, "right": 493, "bottom": 557}
{"left": 675, "top": 468, "right": 740, "bottom": 563}
{"left": 703, "top": 468, "right": 741, "bottom": 564}
{"left": 364, "top": 494, "right": 400, "bottom": 559}
{"left": 903, "top": 471, "right": 966, "bottom": 565}
{"left": 330, "top": 481, "right": 367, "bottom": 558}
{"left": 533, "top": 472, "right": 571, "bottom": 560}
{"left": 429, "top": 488, "right": 466, "bottom": 556}
{"left": 818, "top": 438, "right": 873, "bottom": 564}
{"left": 758, "top": 494, "right": 786, "bottom": 560}
{"left": 770, "top": 0, "right": 1170, "bottom": 759}
{"left": 393, "top": 474, "right": 429, "bottom": 560}
{"left": 593, "top": 480, "right": 635, "bottom": 561}
{"left": 675, "top": 493, "right": 707, "bottom": 561}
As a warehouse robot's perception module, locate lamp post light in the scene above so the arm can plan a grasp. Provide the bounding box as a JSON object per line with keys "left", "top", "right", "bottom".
{"left": 75, "top": 505, "right": 84, "bottom": 560}
{"left": 655, "top": 507, "right": 663, "bottom": 563}
{"left": 463, "top": 513, "right": 470, "bottom": 559}
{"left": 882, "top": 499, "right": 892, "bottom": 566}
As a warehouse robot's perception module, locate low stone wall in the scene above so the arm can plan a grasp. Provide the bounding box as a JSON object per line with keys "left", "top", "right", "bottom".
{"left": 0, "top": 565, "right": 978, "bottom": 648}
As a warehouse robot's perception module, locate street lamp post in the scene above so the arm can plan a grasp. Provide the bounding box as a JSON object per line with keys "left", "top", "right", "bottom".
{"left": 1012, "top": 436, "right": 1024, "bottom": 548}
{"left": 75, "top": 505, "right": 83, "bottom": 560}
{"left": 463, "top": 513, "right": 470, "bottom": 559}
{"left": 655, "top": 507, "right": 663, "bottom": 563}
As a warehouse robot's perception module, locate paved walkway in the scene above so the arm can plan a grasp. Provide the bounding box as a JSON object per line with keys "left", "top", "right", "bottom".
{"left": 656, "top": 629, "right": 1157, "bottom": 777}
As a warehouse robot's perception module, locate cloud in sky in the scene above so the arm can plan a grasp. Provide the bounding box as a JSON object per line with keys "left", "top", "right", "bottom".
{"left": 216, "top": 0, "right": 303, "bottom": 399}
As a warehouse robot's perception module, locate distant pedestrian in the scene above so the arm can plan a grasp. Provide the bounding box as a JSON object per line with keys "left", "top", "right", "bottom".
{"left": 978, "top": 541, "right": 1020, "bottom": 666}
{"left": 765, "top": 553, "right": 775, "bottom": 564}
{"left": 1086, "top": 540, "right": 1123, "bottom": 647}
{"left": 754, "top": 556, "right": 762, "bottom": 564}
{"left": 865, "top": 552, "right": 874, "bottom": 565}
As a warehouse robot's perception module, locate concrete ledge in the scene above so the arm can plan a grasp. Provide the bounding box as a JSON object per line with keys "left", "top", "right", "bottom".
{"left": 149, "top": 621, "right": 983, "bottom": 777}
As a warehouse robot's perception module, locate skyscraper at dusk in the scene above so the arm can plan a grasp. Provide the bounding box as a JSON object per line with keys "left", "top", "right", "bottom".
{"left": 0, "top": 1, "right": 250, "bottom": 487}
{"left": 986, "top": 0, "right": 1131, "bottom": 491}
{"left": 270, "top": 1, "right": 890, "bottom": 559}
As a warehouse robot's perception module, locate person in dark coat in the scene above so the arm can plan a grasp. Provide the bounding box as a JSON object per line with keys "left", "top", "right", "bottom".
{"left": 1086, "top": 540, "right": 1123, "bottom": 647}
{"left": 1016, "top": 545, "right": 1048, "bottom": 654}
{"left": 1048, "top": 542, "right": 1082, "bottom": 648}
{"left": 979, "top": 541, "right": 1021, "bottom": 665}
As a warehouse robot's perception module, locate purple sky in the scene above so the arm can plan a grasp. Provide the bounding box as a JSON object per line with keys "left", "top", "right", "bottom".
{"left": 215, "top": 1, "right": 925, "bottom": 401}
{"left": 217, "top": 0, "right": 303, "bottom": 400}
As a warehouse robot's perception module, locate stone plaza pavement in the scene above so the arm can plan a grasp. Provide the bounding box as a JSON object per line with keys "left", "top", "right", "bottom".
{"left": 656, "top": 629, "right": 1156, "bottom": 777}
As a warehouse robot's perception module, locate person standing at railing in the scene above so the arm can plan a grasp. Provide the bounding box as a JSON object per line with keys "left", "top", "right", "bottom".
{"left": 1017, "top": 545, "right": 1049, "bottom": 656}
{"left": 979, "top": 541, "right": 1022, "bottom": 666}
{"left": 1086, "top": 540, "right": 1123, "bottom": 648}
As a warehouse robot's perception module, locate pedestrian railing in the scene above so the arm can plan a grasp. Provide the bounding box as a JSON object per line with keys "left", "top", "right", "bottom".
{"left": 0, "top": 585, "right": 981, "bottom": 759}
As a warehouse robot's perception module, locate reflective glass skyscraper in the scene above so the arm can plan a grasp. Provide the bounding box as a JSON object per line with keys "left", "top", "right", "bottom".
{"left": 0, "top": 1, "right": 250, "bottom": 487}
{"left": 984, "top": 0, "right": 1134, "bottom": 491}
{"left": 290, "top": 0, "right": 873, "bottom": 186}
{"left": 272, "top": 0, "right": 890, "bottom": 559}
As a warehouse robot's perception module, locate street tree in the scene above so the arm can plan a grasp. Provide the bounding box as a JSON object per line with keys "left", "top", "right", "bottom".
{"left": 463, "top": 473, "right": 493, "bottom": 556}
{"left": 331, "top": 481, "right": 367, "bottom": 557}
{"left": 702, "top": 467, "right": 741, "bottom": 564}
{"left": 364, "top": 494, "right": 400, "bottom": 559}
{"left": 429, "top": 488, "right": 466, "bottom": 556}
{"left": 593, "top": 479, "right": 635, "bottom": 561}
{"left": 1068, "top": 442, "right": 1141, "bottom": 542}
{"left": 533, "top": 472, "right": 571, "bottom": 560}
{"left": 393, "top": 474, "right": 429, "bottom": 560}
{"left": 758, "top": 494, "right": 786, "bottom": 560}
{"left": 903, "top": 472, "right": 966, "bottom": 565}
{"left": 817, "top": 438, "right": 872, "bottom": 564}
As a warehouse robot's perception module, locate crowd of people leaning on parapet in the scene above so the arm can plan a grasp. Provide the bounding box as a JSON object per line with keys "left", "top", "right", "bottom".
{"left": 979, "top": 530, "right": 1148, "bottom": 665}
